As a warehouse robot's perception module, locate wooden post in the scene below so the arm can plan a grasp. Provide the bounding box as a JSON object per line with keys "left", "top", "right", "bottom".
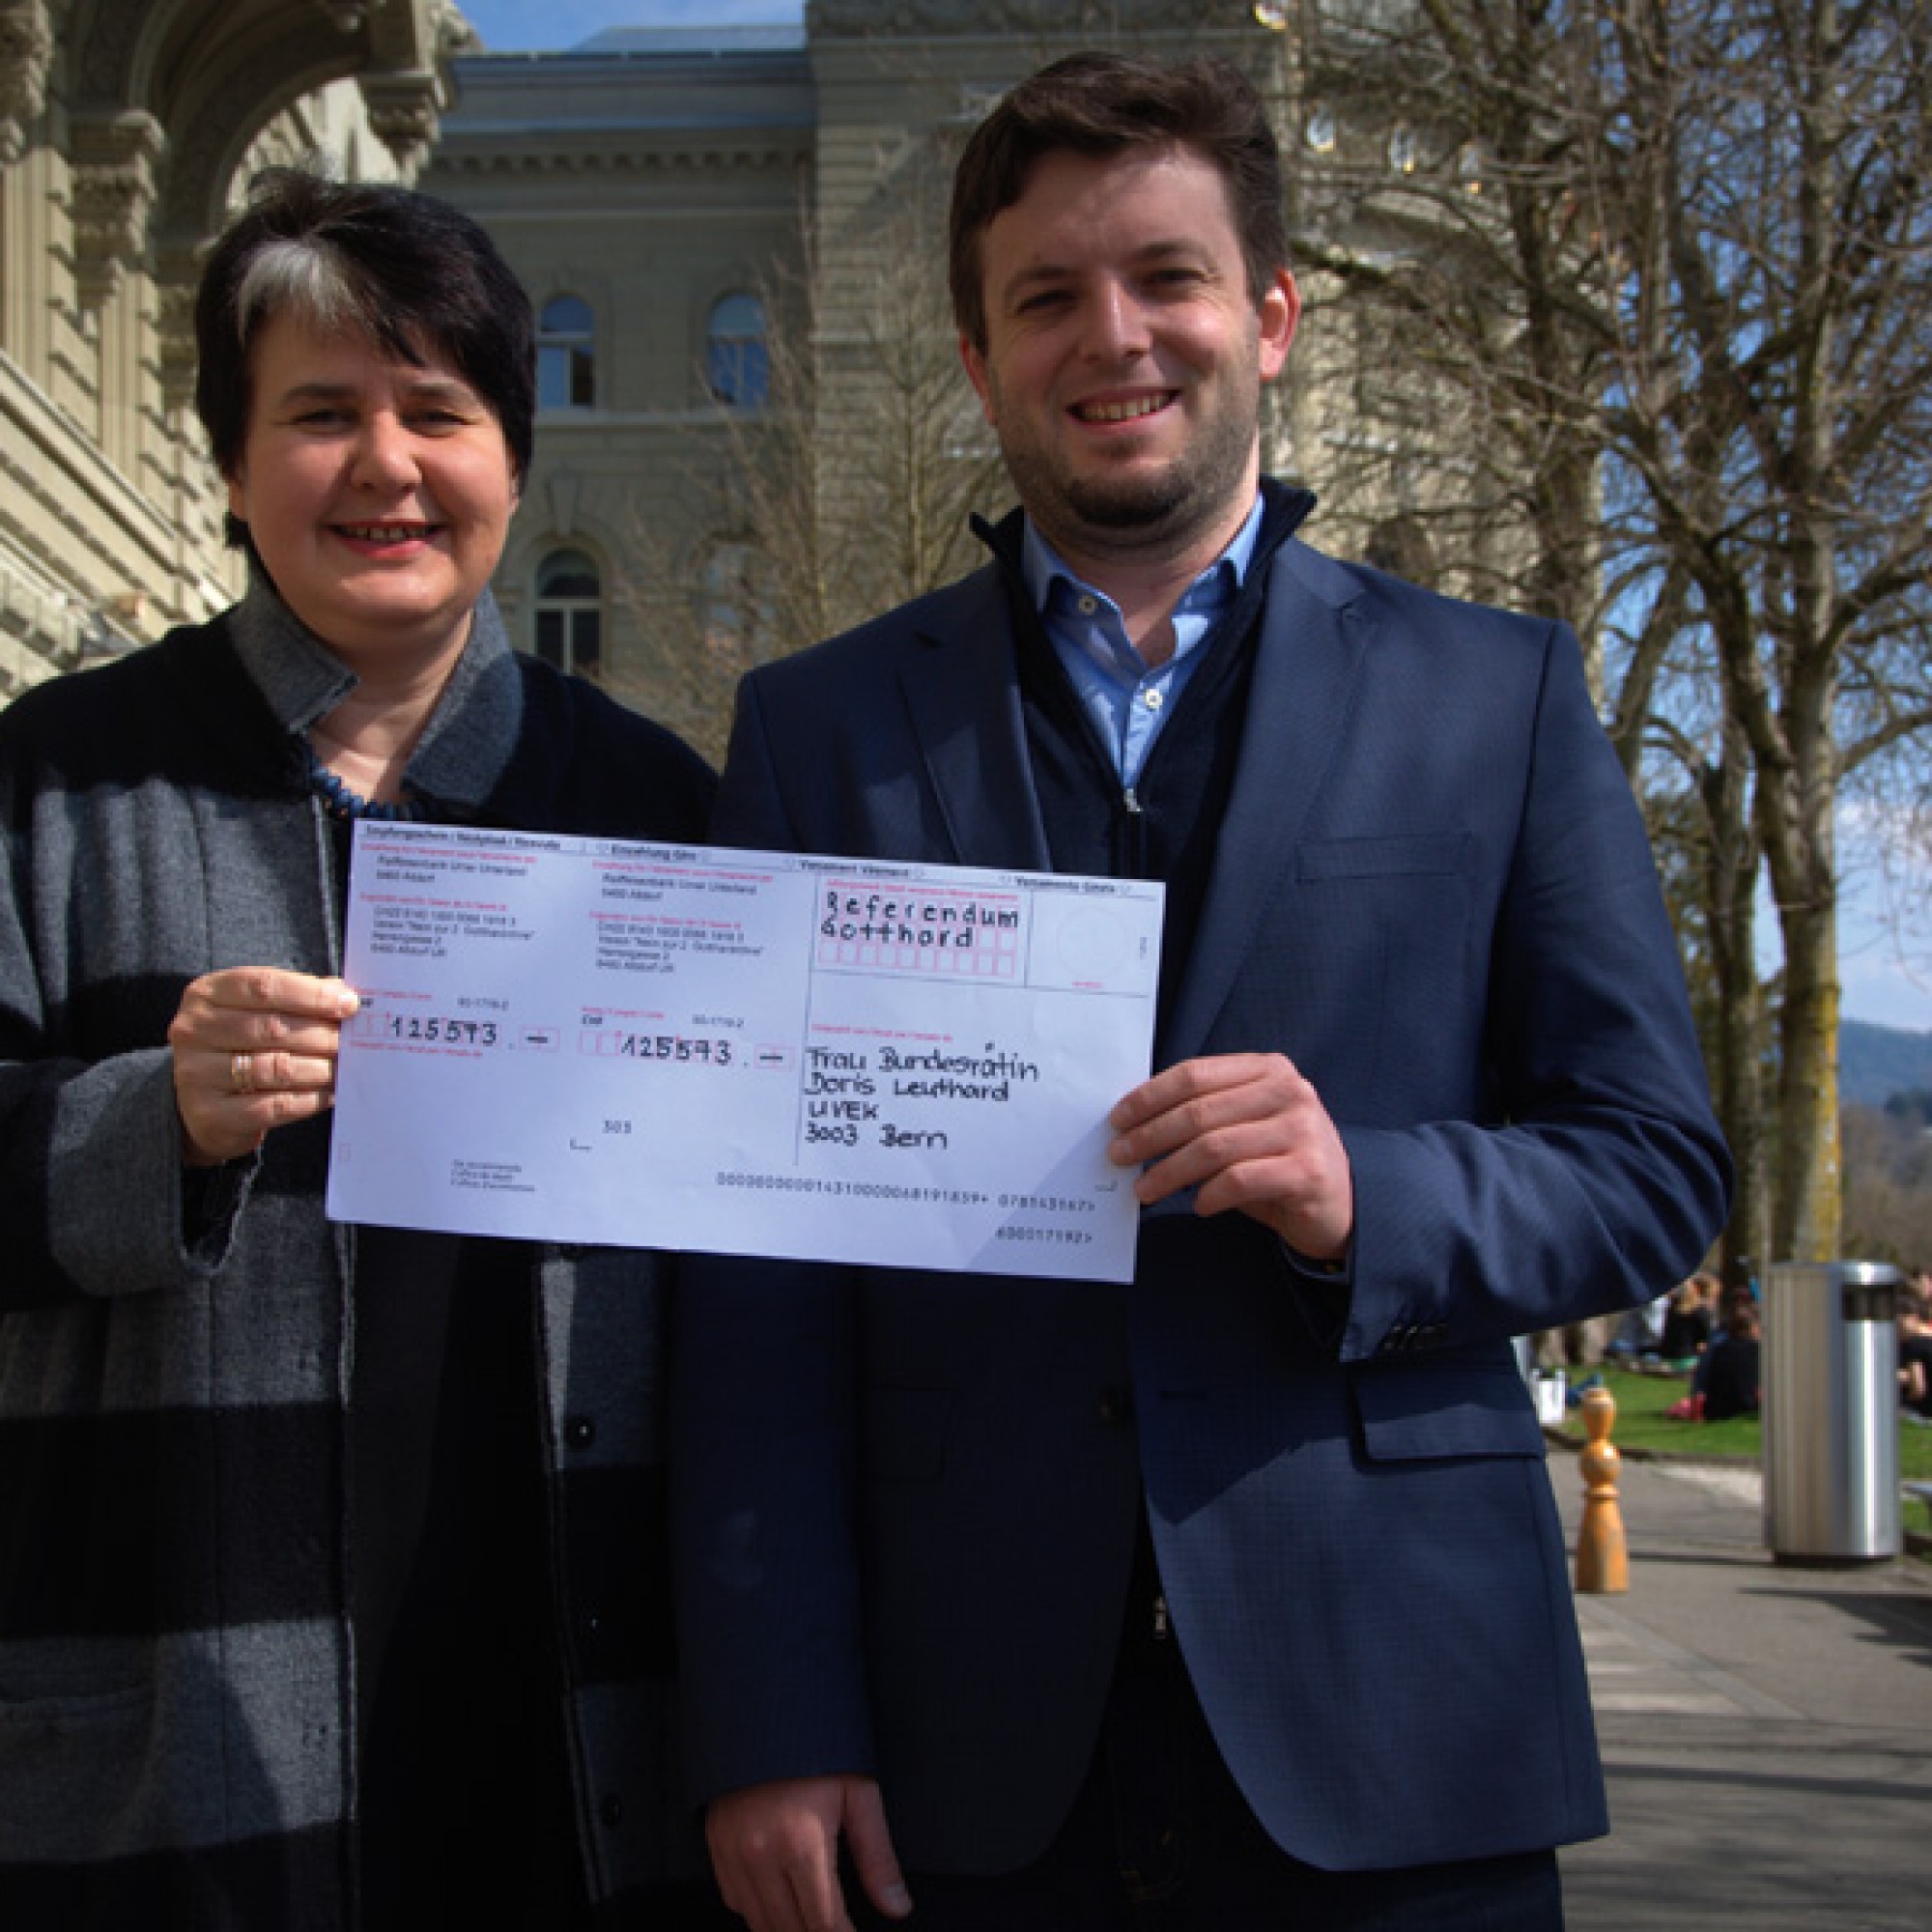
{"left": 1575, "top": 1384, "right": 1629, "bottom": 1594}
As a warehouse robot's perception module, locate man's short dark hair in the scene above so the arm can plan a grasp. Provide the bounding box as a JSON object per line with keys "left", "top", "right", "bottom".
{"left": 949, "top": 51, "right": 1288, "bottom": 354}
{"left": 194, "top": 169, "right": 535, "bottom": 543}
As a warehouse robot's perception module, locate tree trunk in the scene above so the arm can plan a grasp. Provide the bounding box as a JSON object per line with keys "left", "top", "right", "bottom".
{"left": 1771, "top": 892, "right": 1842, "bottom": 1259}
{"left": 1701, "top": 726, "right": 1770, "bottom": 1277}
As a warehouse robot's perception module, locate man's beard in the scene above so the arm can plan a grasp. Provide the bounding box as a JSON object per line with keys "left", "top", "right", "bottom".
{"left": 997, "top": 386, "right": 1259, "bottom": 562}
{"left": 1060, "top": 469, "right": 1196, "bottom": 531}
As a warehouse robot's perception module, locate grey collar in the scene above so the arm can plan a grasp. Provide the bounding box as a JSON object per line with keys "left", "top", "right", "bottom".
{"left": 227, "top": 570, "right": 525, "bottom": 812}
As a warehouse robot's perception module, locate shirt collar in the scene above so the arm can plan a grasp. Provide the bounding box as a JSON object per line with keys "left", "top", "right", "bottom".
{"left": 1018, "top": 493, "right": 1265, "bottom": 622}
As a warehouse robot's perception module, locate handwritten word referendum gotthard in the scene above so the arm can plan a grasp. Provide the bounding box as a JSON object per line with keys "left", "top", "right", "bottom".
{"left": 820, "top": 886, "right": 1021, "bottom": 949}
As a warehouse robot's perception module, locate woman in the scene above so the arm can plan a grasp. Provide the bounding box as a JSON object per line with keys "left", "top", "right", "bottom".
{"left": 0, "top": 172, "right": 728, "bottom": 1928}
{"left": 1659, "top": 1270, "right": 1717, "bottom": 1367}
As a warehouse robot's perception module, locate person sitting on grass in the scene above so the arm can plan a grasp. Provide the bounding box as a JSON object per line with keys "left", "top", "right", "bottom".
{"left": 1700, "top": 1298, "right": 1763, "bottom": 1422}
{"left": 1659, "top": 1271, "right": 1718, "bottom": 1369}
{"left": 1898, "top": 1284, "right": 1932, "bottom": 1422}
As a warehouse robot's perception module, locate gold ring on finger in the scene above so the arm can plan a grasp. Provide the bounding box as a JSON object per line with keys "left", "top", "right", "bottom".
{"left": 231, "top": 1051, "right": 254, "bottom": 1094}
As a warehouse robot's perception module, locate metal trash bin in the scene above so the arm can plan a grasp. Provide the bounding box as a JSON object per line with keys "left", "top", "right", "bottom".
{"left": 1762, "top": 1261, "right": 1902, "bottom": 1565}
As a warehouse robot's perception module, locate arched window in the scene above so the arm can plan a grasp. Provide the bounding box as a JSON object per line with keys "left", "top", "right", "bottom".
{"left": 537, "top": 295, "right": 596, "bottom": 411}
{"left": 706, "top": 293, "right": 769, "bottom": 409}
{"left": 533, "top": 548, "right": 602, "bottom": 680}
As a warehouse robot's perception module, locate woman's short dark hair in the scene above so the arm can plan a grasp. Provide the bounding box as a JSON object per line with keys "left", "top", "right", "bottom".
{"left": 949, "top": 51, "right": 1288, "bottom": 353}
{"left": 194, "top": 168, "right": 534, "bottom": 536}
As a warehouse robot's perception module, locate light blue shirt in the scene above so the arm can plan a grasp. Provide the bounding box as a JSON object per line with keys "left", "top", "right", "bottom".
{"left": 1021, "top": 495, "right": 1264, "bottom": 786}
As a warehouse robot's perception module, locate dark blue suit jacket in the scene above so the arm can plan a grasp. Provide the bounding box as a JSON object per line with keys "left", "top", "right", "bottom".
{"left": 671, "top": 529, "right": 1732, "bottom": 1873}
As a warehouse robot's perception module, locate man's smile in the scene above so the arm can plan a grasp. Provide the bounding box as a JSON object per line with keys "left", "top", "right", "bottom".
{"left": 1071, "top": 391, "right": 1178, "bottom": 425}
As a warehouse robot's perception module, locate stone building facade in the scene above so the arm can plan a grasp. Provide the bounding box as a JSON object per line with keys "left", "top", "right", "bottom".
{"left": 0, "top": 0, "right": 471, "bottom": 696}
{"left": 419, "top": 20, "right": 816, "bottom": 750}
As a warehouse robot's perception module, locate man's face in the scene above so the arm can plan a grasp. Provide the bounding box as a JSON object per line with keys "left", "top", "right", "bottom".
{"left": 960, "top": 143, "right": 1298, "bottom": 574}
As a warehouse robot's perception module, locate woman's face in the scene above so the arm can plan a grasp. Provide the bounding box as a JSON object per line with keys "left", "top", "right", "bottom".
{"left": 226, "top": 311, "right": 518, "bottom": 675}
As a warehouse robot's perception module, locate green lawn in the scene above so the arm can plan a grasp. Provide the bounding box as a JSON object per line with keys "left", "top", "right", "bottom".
{"left": 1548, "top": 1364, "right": 1932, "bottom": 1540}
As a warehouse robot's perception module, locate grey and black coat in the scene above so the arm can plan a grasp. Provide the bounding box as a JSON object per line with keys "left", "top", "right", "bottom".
{"left": 0, "top": 582, "right": 715, "bottom": 1926}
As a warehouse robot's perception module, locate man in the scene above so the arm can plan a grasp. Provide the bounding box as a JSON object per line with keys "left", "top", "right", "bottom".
{"left": 673, "top": 52, "right": 1732, "bottom": 1931}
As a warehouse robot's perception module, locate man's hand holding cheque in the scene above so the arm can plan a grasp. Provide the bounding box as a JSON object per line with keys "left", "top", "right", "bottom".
{"left": 1108, "top": 1051, "right": 1354, "bottom": 1264}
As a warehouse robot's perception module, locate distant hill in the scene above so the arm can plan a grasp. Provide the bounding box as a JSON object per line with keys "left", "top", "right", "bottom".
{"left": 1840, "top": 1018, "right": 1932, "bottom": 1108}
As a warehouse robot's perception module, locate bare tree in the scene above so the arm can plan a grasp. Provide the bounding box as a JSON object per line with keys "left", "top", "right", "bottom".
{"left": 1617, "top": 0, "right": 1932, "bottom": 1258}
{"left": 1292, "top": 0, "right": 1932, "bottom": 1262}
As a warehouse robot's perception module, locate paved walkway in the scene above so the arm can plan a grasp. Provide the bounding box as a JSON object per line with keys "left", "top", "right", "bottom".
{"left": 1547, "top": 1443, "right": 1932, "bottom": 1929}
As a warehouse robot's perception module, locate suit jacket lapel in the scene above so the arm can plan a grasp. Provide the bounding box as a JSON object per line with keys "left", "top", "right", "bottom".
{"left": 898, "top": 567, "right": 1053, "bottom": 875}
{"left": 1162, "top": 546, "right": 1366, "bottom": 1063}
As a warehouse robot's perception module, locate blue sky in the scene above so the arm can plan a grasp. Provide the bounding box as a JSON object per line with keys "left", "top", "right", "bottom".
{"left": 1844, "top": 931, "right": 1928, "bottom": 1035}
{"left": 1823, "top": 811, "right": 1929, "bottom": 1034}
{"left": 459, "top": 1, "right": 802, "bottom": 50}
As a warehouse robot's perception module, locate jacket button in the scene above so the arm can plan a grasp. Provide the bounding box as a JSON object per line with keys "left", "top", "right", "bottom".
{"left": 599, "top": 1794, "right": 624, "bottom": 1828}
{"left": 565, "top": 1415, "right": 597, "bottom": 1450}
{"left": 1097, "top": 1385, "right": 1134, "bottom": 1426}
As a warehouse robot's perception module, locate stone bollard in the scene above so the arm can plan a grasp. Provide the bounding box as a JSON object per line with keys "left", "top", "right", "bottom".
{"left": 1575, "top": 1384, "right": 1629, "bottom": 1594}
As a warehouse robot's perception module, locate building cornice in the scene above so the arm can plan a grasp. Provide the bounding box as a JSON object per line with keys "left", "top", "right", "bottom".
{"left": 808, "top": 0, "right": 1255, "bottom": 37}
{"left": 432, "top": 142, "right": 810, "bottom": 180}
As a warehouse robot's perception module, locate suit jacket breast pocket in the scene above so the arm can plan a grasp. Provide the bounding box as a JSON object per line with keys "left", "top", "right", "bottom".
{"left": 1284, "top": 835, "right": 1479, "bottom": 1113}
{"left": 1295, "top": 833, "right": 1470, "bottom": 886}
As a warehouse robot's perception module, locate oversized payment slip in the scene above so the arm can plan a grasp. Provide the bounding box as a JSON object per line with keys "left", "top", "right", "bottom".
{"left": 325, "top": 822, "right": 1164, "bottom": 1281}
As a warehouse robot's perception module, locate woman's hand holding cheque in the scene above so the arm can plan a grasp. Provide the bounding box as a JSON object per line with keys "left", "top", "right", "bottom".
{"left": 169, "top": 967, "right": 362, "bottom": 1166}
